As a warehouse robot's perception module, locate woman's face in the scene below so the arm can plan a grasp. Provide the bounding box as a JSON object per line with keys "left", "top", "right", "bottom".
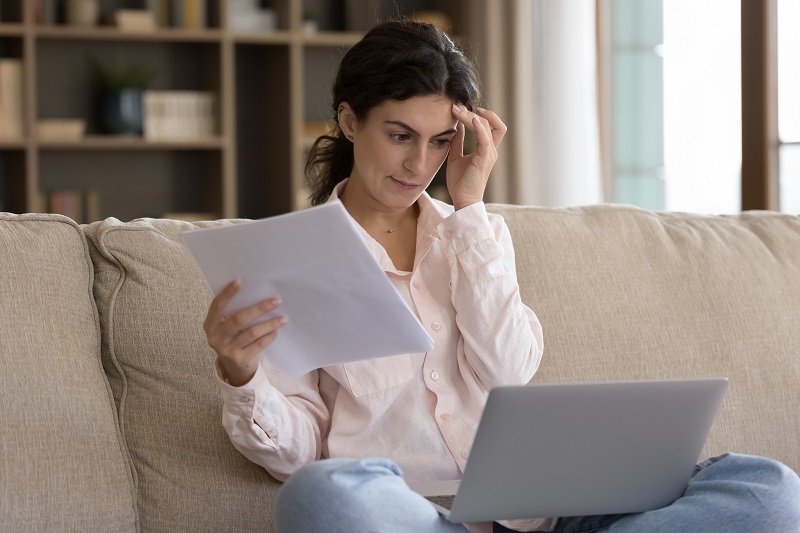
{"left": 346, "top": 95, "right": 459, "bottom": 210}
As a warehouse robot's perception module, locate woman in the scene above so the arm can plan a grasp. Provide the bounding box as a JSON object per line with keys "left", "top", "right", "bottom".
{"left": 204, "top": 20, "right": 800, "bottom": 533}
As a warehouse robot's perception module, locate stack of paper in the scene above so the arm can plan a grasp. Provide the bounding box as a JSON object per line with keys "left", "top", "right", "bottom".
{"left": 182, "top": 201, "right": 434, "bottom": 378}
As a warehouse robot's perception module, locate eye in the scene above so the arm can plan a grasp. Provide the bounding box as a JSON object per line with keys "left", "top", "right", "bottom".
{"left": 390, "top": 133, "right": 411, "bottom": 143}
{"left": 432, "top": 138, "right": 452, "bottom": 149}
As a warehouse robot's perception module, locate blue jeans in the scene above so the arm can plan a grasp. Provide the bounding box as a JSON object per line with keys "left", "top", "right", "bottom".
{"left": 274, "top": 453, "right": 800, "bottom": 533}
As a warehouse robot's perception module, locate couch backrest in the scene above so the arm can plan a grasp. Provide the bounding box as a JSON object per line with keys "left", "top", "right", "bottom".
{"left": 489, "top": 204, "right": 800, "bottom": 472}
{"left": 84, "top": 217, "right": 280, "bottom": 533}
{"left": 0, "top": 213, "right": 137, "bottom": 531}
{"left": 45, "top": 204, "right": 799, "bottom": 533}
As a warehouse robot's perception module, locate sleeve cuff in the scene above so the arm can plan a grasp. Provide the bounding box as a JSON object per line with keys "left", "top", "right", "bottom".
{"left": 438, "top": 202, "right": 494, "bottom": 257}
{"left": 215, "top": 358, "right": 272, "bottom": 417}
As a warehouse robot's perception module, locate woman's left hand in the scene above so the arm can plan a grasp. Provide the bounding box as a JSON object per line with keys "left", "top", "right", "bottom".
{"left": 446, "top": 104, "right": 507, "bottom": 210}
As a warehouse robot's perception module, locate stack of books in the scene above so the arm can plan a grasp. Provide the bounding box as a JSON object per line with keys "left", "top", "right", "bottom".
{"left": 146, "top": 0, "right": 207, "bottom": 29}
{"left": 40, "top": 189, "right": 101, "bottom": 224}
{"left": 143, "top": 91, "right": 215, "bottom": 141}
{"left": 228, "top": 0, "right": 277, "bottom": 32}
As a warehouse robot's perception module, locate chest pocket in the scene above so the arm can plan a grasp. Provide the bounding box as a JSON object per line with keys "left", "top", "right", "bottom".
{"left": 343, "top": 353, "right": 418, "bottom": 397}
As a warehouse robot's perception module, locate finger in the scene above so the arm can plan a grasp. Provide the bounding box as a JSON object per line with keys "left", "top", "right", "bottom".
{"left": 205, "top": 279, "right": 241, "bottom": 329}
{"left": 476, "top": 107, "right": 507, "bottom": 148}
{"left": 226, "top": 297, "right": 282, "bottom": 334}
{"left": 448, "top": 121, "right": 466, "bottom": 161}
{"left": 451, "top": 103, "right": 481, "bottom": 133}
{"left": 236, "top": 315, "right": 288, "bottom": 350}
{"left": 454, "top": 107, "right": 492, "bottom": 156}
{"left": 471, "top": 114, "right": 492, "bottom": 154}
{"left": 452, "top": 103, "right": 491, "bottom": 132}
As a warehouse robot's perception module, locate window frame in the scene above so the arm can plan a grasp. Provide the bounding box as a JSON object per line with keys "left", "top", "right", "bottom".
{"left": 597, "top": 0, "right": 784, "bottom": 211}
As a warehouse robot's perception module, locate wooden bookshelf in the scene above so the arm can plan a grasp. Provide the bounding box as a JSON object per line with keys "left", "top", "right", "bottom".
{"left": 0, "top": 0, "right": 470, "bottom": 222}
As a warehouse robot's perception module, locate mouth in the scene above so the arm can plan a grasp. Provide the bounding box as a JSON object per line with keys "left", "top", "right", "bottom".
{"left": 389, "top": 177, "right": 422, "bottom": 190}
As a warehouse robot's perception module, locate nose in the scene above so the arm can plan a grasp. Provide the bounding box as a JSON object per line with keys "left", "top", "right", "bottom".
{"left": 404, "top": 144, "right": 426, "bottom": 176}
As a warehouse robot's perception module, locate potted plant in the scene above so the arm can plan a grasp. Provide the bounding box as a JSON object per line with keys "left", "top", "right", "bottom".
{"left": 303, "top": 8, "right": 318, "bottom": 34}
{"left": 91, "top": 59, "right": 156, "bottom": 136}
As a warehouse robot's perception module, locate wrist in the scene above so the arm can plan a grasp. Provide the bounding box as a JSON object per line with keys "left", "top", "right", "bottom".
{"left": 453, "top": 199, "right": 481, "bottom": 211}
{"left": 218, "top": 357, "right": 258, "bottom": 387}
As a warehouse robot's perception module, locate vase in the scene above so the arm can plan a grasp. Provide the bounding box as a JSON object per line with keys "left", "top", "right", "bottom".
{"left": 66, "top": 0, "right": 99, "bottom": 27}
{"left": 100, "top": 89, "right": 144, "bottom": 136}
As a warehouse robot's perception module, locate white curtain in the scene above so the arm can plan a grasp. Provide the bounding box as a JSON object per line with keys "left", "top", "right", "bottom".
{"left": 471, "top": 0, "right": 603, "bottom": 207}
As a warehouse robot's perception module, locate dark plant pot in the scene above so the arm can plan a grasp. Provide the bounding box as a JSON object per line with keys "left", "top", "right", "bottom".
{"left": 100, "top": 89, "right": 144, "bottom": 136}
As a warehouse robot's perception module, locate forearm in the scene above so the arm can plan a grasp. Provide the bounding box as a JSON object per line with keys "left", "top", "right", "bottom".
{"left": 441, "top": 204, "right": 544, "bottom": 388}
{"left": 217, "top": 359, "right": 327, "bottom": 481}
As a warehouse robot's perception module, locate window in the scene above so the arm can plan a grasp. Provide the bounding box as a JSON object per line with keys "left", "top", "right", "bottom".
{"left": 778, "top": 0, "right": 800, "bottom": 213}
{"left": 610, "top": 0, "right": 741, "bottom": 214}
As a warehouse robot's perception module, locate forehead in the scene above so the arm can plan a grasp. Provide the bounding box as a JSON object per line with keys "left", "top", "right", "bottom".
{"left": 366, "top": 95, "right": 458, "bottom": 133}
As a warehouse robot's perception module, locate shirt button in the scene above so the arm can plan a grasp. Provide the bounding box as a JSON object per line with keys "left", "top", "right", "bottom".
{"left": 461, "top": 451, "right": 469, "bottom": 459}
{"left": 431, "top": 371, "right": 439, "bottom": 380}
{"left": 431, "top": 322, "right": 441, "bottom": 331}
{"left": 412, "top": 281, "right": 420, "bottom": 289}
{"left": 444, "top": 230, "right": 453, "bottom": 239}
{"left": 440, "top": 413, "right": 450, "bottom": 420}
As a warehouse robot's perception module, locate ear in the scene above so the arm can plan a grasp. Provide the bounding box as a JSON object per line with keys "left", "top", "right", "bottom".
{"left": 337, "top": 102, "right": 358, "bottom": 141}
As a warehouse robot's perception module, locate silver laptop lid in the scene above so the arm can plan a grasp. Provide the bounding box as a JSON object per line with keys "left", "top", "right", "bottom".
{"left": 448, "top": 378, "right": 728, "bottom": 523}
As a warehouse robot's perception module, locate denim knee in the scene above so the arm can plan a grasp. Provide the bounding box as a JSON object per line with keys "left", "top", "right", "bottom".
{"left": 275, "top": 458, "right": 388, "bottom": 532}
{"left": 274, "top": 458, "right": 451, "bottom": 533}
{"left": 698, "top": 453, "right": 800, "bottom": 528}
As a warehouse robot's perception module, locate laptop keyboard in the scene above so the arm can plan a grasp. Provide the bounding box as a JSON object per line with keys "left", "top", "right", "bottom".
{"left": 425, "top": 494, "right": 455, "bottom": 510}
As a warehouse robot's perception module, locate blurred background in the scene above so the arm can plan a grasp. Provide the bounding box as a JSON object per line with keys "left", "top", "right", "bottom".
{"left": 0, "top": 0, "right": 795, "bottom": 221}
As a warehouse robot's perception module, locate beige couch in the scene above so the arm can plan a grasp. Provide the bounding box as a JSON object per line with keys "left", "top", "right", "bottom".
{"left": 1, "top": 204, "right": 799, "bottom": 532}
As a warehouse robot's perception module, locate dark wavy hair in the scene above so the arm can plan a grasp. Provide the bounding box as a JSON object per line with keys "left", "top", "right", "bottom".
{"left": 306, "top": 19, "right": 481, "bottom": 205}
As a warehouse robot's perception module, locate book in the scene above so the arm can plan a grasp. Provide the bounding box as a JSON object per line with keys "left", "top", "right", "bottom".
{"left": 114, "top": 10, "right": 157, "bottom": 32}
{"left": 182, "top": 0, "right": 206, "bottom": 29}
{"left": 170, "top": 0, "right": 183, "bottom": 27}
{"left": 36, "top": 119, "right": 86, "bottom": 140}
{"left": 145, "top": 0, "right": 171, "bottom": 27}
{"left": 144, "top": 91, "right": 215, "bottom": 140}
{"left": 35, "top": 0, "right": 59, "bottom": 25}
{"left": 0, "top": 59, "right": 24, "bottom": 139}
{"left": 41, "top": 189, "right": 101, "bottom": 223}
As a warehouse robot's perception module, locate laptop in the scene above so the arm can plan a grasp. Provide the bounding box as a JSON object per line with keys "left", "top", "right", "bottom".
{"left": 406, "top": 378, "right": 728, "bottom": 523}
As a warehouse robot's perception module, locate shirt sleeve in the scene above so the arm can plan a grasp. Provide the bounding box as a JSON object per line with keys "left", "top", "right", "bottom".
{"left": 215, "top": 357, "right": 330, "bottom": 481}
{"left": 438, "top": 202, "right": 544, "bottom": 390}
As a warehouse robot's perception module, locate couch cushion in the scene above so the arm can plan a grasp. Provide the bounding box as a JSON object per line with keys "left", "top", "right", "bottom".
{"left": 489, "top": 204, "right": 800, "bottom": 472}
{"left": 84, "top": 217, "right": 279, "bottom": 533}
{"left": 0, "top": 213, "right": 137, "bottom": 531}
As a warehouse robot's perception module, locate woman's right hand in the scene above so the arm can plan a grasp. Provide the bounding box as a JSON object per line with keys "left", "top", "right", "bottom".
{"left": 204, "top": 279, "right": 288, "bottom": 387}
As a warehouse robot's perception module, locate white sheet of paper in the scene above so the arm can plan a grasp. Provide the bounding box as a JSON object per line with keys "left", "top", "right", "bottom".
{"left": 181, "top": 201, "right": 434, "bottom": 378}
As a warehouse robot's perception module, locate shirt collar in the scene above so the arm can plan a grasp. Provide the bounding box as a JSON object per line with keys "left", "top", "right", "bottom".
{"left": 324, "top": 179, "right": 453, "bottom": 274}
{"left": 327, "top": 179, "right": 451, "bottom": 232}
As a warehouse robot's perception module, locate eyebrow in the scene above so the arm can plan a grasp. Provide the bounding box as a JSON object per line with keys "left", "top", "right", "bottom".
{"left": 384, "top": 120, "right": 457, "bottom": 138}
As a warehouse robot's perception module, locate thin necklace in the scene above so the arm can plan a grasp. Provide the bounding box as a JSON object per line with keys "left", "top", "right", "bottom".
{"left": 386, "top": 208, "right": 415, "bottom": 233}
{"left": 386, "top": 219, "right": 404, "bottom": 234}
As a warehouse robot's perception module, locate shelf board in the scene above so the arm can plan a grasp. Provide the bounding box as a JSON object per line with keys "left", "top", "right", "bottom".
{"left": 230, "top": 30, "right": 292, "bottom": 45}
{"left": 0, "top": 23, "right": 25, "bottom": 36}
{"left": 0, "top": 138, "right": 26, "bottom": 149}
{"left": 34, "top": 25, "right": 223, "bottom": 42}
{"left": 230, "top": 30, "right": 361, "bottom": 46}
{"left": 302, "top": 31, "right": 363, "bottom": 47}
{"left": 38, "top": 136, "right": 225, "bottom": 150}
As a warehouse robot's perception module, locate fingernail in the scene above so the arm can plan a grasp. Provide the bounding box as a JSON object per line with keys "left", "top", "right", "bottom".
{"left": 452, "top": 103, "right": 462, "bottom": 112}
{"left": 272, "top": 297, "right": 282, "bottom": 305}
{"left": 278, "top": 315, "right": 289, "bottom": 325}
{"left": 477, "top": 107, "right": 486, "bottom": 113}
